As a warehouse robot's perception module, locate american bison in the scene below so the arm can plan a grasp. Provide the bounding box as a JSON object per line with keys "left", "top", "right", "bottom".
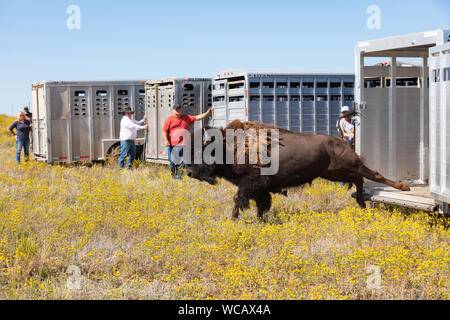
{"left": 185, "top": 120, "right": 410, "bottom": 221}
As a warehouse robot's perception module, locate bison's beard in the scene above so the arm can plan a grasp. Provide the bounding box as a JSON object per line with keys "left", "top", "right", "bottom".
{"left": 187, "top": 170, "right": 218, "bottom": 185}
{"left": 202, "top": 176, "right": 218, "bottom": 185}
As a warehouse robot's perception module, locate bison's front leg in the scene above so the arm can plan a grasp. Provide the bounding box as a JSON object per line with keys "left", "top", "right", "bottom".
{"left": 355, "top": 177, "right": 366, "bottom": 209}
{"left": 231, "top": 188, "right": 251, "bottom": 221}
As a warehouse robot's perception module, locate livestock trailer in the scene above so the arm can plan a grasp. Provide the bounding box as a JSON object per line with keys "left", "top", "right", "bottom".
{"left": 144, "top": 78, "right": 212, "bottom": 164}
{"left": 355, "top": 29, "right": 450, "bottom": 212}
{"left": 32, "top": 81, "right": 146, "bottom": 163}
{"left": 211, "top": 70, "right": 355, "bottom": 135}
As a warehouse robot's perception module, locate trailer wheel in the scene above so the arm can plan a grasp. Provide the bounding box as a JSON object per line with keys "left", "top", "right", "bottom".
{"left": 105, "top": 143, "right": 145, "bottom": 168}
{"left": 136, "top": 145, "right": 144, "bottom": 162}
{"left": 105, "top": 143, "right": 121, "bottom": 167}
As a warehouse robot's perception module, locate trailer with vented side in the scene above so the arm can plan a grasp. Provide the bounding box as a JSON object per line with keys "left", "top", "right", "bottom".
{"left": 354, "top": 29, "right": 450, "bottom": 213}
{"left": 32, "top": 80, "right": 146, "bottom": 163}
{"left": 211, "top": 70, "right": 355, "bottom": 135}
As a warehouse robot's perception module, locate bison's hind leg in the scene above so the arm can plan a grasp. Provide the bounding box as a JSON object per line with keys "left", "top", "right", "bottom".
{"left": 254, "top": 192, "right": 272, "bottom": 220}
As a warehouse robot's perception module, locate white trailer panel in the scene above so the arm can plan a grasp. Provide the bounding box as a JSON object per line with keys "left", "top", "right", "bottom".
{"left": 429, "top": 42, "right": 450, "bottom": 203}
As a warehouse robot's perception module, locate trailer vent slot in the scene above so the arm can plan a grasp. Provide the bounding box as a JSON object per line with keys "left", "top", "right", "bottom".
{"left": 344, "top": 82, "right": 354, "bottom": 88}
{"left": 330, "top": 82, "right": 341, "bottom": 88}
{"left": 263, "top": 96, "right": 274, "bottom": 101}
{"left": 291, "top": 96, "right": 300, "bottom": 101}
{"left": 213, "top": 96, "right": 225, "bottom": 102}
{"left": 344, "top": 95, "right": 354, "bottom": 101}
{"left": 290, "top": 82, "right": 300, "bottom": 88}
{"left": 276, "top": 82, "right": 288, "bottom": 88}
{"left": 433, "top": 69, "right": 440, "bottom": 83}
{"left": 250, "top": 82, "right": 260, "bottom": 88}
{"left": 183, "top": 84, "right": 194, "bottom": 91}
{"left": 303, "top": 82, "right": 314, "bottom": 89}
{"left": 303, "top": 95, "right": 314, "bottom": 101}
{"left": 74, "top": 91, "right": 86, "bottom": 97}
{"left": 96, "top": 90, "right": 107, "bottom": 97}
{"left": 229, "top": 82, "right": 244, "bottom": 90}
{"left": 330, "top": 95, "right": 341, "bottom": 101}
{"left": 229, "top": 96, "right": 244, "bottom": 102}
{"left": 250, "top": 96, "right": 260, "bottom": 102}
{"left": 365, "top": 79, "right": 382, "bottom": 88}
{"left": 317, "top": 82, "right": 328, "bottom": 88}
{"left": 277, "top": 96, "right": 288, "bottom": 101}
{"left": 317, "top": 95, "right": 328, "bottom": 101}
{"left": 263, "top": 82, "right": 274, "bottom": 89}
{"left": 118, "top": 90, "right": 128, "bottom": 96}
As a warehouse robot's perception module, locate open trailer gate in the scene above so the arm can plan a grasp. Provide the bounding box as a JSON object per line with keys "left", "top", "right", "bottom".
{"left": 355, "top": 29, "right": 450, "bottom": 212}
{"left": 429, "top": 42, "right": 450, "bottom": 206}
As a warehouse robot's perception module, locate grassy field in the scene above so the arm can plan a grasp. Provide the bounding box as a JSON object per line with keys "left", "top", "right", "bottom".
{"left": 0, "top": 114, "right": 448, "bottom": 300}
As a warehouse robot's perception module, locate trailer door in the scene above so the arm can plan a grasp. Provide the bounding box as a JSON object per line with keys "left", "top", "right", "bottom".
{"left": 146, "top": 85, "right": 159, "bottom": 160}
{"left": 429, "top": 43, "right": 450, "bottom": 203}
{"left": 211, "top": 79, "right": 227, "bottom": 128}
{"left": 32, "top": 84, "right": 48, "bottom": 159}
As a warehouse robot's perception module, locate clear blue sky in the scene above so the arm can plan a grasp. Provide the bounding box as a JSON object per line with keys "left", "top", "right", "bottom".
{"left": 0, "top": 0, "right": 448, "bottom": 115}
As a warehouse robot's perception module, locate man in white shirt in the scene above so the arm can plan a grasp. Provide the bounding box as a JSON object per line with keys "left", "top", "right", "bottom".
{"left": 337, "top": 106, "right": 355, "bottom": 145}
{"left": 119, "top": 107, "right": 148, "bottom": 169}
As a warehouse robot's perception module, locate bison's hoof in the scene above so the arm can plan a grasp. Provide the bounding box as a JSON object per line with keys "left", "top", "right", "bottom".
{"left": 396, "top": 182, "right": 411, "bottom": 191}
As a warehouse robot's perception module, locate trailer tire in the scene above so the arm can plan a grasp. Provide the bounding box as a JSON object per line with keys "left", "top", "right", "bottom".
{"left": 105, "top": 143, "right": 121, "bottom": 166}
{"left": 136, "top": 145, "right": 144, "bottom": 162}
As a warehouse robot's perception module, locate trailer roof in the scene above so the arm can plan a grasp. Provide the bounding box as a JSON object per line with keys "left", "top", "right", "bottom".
{"left": 32, "top": 80, "right": 145, "bottom": 87}
{"left": 214, "top": 70, "right": 354, "bottom": 80}
{"left": 145, "top": 78, "right": 211, "bottom": 85}
{"left": 356, "top": 29, "right": 450, "bottom": 57}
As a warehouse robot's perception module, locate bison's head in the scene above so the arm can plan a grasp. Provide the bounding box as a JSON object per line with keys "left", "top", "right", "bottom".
{"left": 185, "top": 127, "right": 224, "bottom": 185}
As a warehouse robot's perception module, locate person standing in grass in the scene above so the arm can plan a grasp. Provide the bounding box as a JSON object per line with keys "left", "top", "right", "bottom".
{"left": 119, "top": 107, "right": 148, "bottom": 170}
{"left": 9, "top": 112, "right": 32, "bottom": 164}
{"left": 163, "top": 104, "right": 213, "bottom": 179}
{"left": 337, "top": 106, "right": 355, "bottom": 147}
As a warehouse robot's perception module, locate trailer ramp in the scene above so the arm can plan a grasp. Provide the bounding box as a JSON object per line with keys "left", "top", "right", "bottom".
{"left": 363, "top": 186, "right": 437, "bottom": 212}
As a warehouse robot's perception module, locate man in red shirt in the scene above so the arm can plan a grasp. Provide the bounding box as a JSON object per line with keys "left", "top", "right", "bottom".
{"left": 163, "top": 105, "right": 213, "bottom": 178}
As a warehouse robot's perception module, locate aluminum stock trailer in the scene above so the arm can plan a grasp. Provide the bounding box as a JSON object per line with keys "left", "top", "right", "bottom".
{"left": 32, "top": 80, "right": 146, "bottom": 163}
{"left": 211, "top": 70, "right": 355, "bottom": 135}
{"left": 354, "top": 29, "right": 450, "bottom": 213}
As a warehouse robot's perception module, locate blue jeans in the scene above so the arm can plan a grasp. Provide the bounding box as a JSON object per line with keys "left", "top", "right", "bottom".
{"left": 16, "top": 138, "right": 30, "bottom": 164}
{"left": 119, "top": 140, "right": 136, "bottom": 169}
{"left": 168, "top": 146, "right": 184, "bottom": 178}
